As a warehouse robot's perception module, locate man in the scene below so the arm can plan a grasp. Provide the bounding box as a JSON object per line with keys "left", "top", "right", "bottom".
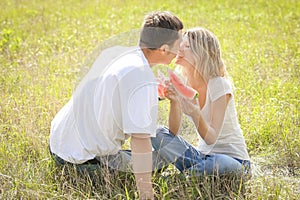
{"left": 49, "top": 11, "right": 183, "bottom": 199}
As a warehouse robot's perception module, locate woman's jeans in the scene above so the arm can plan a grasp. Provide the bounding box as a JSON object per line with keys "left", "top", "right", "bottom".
{"left": 151, "top": 127, "right": 251, "bottom": 176}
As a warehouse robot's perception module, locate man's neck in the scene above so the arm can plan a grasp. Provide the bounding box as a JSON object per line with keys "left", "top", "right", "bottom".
{"left": 141, "top": 48, "right": 160, "bottom": 67}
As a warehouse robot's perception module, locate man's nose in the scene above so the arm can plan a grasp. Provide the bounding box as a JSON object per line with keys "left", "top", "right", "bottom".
{"left": 177, "top": 44, "right": 184, "bottom": 55}
{"left": 179, "top": 42, "right": 185, "bottom": 49}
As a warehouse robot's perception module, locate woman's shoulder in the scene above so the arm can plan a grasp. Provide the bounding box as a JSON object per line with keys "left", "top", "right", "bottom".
{"left": 208, "top": 76, "right": 232, "bottom": 89}
{"left": 208, "top": 77, "right": 233, "bottom": 101}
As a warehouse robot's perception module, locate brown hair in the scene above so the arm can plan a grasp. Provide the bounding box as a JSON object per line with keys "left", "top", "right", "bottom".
{"left": 139, "top": 11, "right": 183, "bottom": 50}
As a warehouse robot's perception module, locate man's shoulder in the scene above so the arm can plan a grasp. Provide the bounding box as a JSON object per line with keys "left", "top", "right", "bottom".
{"left": 114, "top": 47, "right": 145, "bottom": 66}
{"left": 111, "top": 49, "right": 151, "bottom": 79}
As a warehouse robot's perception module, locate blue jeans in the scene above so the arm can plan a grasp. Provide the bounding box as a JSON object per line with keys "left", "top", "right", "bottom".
{"left": 151, "top": 127, "right": 251, "bottom": 176}
{"left": 49, "top": 147, "right": 168, "bottom": 174}
{"left": 49, "top": 148, "right": 132, "bottom": 173}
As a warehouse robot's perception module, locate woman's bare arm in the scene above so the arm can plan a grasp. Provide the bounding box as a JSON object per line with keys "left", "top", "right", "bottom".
{"left": 181, "top": 94, "right": 231, "bottom": 144}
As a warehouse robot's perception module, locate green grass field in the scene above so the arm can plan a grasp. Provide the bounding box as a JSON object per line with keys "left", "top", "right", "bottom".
{"left": 0, "top": 0, "right": 299, "bottom": 199}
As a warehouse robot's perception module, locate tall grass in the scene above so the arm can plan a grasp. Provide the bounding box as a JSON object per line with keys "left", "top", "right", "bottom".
{"left": 0, "top": 0, "right": 299, "bottom": 199}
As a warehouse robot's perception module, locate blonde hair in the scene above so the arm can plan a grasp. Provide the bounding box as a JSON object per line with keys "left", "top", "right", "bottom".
{"left": 184, "top": 27, "right": 228, "bottom": 82}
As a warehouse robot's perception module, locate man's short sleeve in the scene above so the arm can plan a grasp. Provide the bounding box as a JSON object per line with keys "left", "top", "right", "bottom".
{"left": 118, "top": 67, "right": 158, "bottom": 137}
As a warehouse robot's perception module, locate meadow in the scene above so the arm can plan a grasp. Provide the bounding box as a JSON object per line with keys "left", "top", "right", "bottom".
{"left": 0, "top": 0, "right": 299, "bottom": 199}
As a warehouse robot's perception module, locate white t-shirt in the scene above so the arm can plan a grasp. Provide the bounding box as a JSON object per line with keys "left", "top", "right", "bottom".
{"left": 50, "top": 46, "right": 158, "bottom": 164}
{"left": 196, "top": 77, "right": 250, "bottom": 161}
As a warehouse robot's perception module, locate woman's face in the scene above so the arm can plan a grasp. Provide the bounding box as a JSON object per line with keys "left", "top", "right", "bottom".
{"left": 175, "top": 36, "right": 195, "bottom": 76}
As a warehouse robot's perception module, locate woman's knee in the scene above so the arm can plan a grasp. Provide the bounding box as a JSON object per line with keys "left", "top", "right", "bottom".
{"left": 214, "top": 154, "right": 243, "bottom": 174}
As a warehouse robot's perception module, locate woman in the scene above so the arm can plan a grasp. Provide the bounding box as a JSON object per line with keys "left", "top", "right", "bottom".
{"left": 152, "top": 27, "right": 250, "bottom": 176}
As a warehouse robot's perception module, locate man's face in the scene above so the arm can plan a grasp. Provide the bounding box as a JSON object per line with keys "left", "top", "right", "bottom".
{"left": 163, "top": 30, "right": 182, "bottom": 64}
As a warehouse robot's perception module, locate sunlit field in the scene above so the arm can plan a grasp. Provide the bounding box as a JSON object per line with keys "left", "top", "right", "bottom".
{"left": 0, "top": 0, "right": 299, "bottom": 199}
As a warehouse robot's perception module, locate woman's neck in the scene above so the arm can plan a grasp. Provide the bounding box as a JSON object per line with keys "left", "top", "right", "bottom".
{"left": 188, "top": 71, "right": 207, "bottom": 91}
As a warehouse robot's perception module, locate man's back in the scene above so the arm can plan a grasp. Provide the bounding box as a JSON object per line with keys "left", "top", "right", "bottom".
{"left": 50, "top": 47, "right": 158, "bottom": 164}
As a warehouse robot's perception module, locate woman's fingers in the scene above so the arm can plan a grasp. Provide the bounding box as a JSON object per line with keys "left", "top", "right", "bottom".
{"left": 165, "top": 84, "right": 180, "bottom": 102}
{"left": 164, "top": 80, "right": 171, "bottom": 86}
{"left": 180, "top": 97, "right": 200, "bottom": 116}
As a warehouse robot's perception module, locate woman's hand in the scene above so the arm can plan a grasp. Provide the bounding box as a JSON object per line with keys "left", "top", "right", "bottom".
{"left": 164, "top": 80, "right": 180, "bottom": 103}
{"left": 165, "top": 80, "right": 182, "bottom": 135}
{"left": 180, "top": 97, "right": 200, "bottom": 118}
{"left": 164, "top": 80, "right": 200, "bottom": 117}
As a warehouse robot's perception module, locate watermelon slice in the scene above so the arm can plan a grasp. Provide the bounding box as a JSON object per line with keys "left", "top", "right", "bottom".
{"left": 157, "top": 79, "right": 166, "bottom": 99}
{"left": 157, "top": 70, "right": 167, "bottom": 100}
{"left": 168, "top": 69, "right": 199, "bottom": 100}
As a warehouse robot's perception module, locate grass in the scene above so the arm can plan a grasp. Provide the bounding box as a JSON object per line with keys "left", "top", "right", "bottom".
{"left": 0, "top": 0, "right": 299, "bottom": 199}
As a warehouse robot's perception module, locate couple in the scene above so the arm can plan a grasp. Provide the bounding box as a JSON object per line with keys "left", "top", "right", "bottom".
{"left": 49, "top": 11, "right": 250, "bottom": 199}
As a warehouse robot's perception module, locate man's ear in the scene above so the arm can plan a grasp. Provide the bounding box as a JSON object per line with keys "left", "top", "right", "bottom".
{"left": 159, "top": 44, "right": 170, "bottom": 54}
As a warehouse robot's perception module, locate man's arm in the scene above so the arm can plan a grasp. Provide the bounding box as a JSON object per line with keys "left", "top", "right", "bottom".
{"left": 131, "top": 134, "right": 154, "bottom": 199}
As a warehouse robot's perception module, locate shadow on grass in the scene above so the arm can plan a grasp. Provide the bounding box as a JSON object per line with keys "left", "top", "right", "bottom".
{"left": 52, "top": 161, "right": 250, "bottom": 200}
{"left": 52, "top": 163, "right": 137, "bottom": 199}
{"left": 153, "top": 167, "right": 251, "bottom": 200}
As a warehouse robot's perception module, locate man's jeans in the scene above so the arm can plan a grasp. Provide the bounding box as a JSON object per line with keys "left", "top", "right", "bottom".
{"left": 49, "top": 147, "right": 168, "bottom": 175}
